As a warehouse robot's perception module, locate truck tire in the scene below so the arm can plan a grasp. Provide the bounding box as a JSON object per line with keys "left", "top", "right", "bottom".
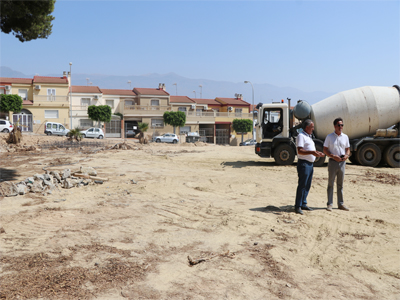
{"left": 274, "top": 144, "right": 295, "bottom": 165}
{"left": 349, "top": 151, "right": 360, "bottom": 165}
{"left": 356, "top": 143, "right": 382, "bottom": 167}
{"left": 313, "top": 144, "right": 326, "bottom": 167}
{"left": 383, "top": 144, "right": 400, "bottom": 168}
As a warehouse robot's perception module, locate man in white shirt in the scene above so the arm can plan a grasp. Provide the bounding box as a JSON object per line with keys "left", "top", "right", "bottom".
{"left": 295, "top": 119, "right": 325, "bottom": 215}
{"left": 323, "top": 117, "right": 351, "bottom": 211}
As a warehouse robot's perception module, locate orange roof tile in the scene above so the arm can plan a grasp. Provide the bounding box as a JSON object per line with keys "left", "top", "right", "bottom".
{"left": 169, "top": 96, "right": 195, "bottom": 103}
{"left": 33, "top": 76, "right": 69, "bottom": 84}
{"left": 192, "top": 98, "right": 221, "bottom": 106}
{"left": 0, "top": 77, "right": 32, "bottom": 84}
{"left": 216, "top": 97, "right": 250, "bottom": 106}
{"left": 133, "top": 88, "right": 170, "bottom": 96}
{"left": 101, "top": 89, "right": 137, "bottom": 96}
{"left": 71, "top": 86, "right": 102, "bottom": 93}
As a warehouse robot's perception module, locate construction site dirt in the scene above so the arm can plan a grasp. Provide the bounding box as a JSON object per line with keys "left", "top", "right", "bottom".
{"left": 0, "top": 133, "right": 399, "bottom": 300}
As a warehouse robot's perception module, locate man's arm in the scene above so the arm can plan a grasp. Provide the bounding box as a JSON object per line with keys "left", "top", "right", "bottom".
{"left": 298, "top": 147, "right": 325, "bottom": 157}
{"left": 323, "top": 146, "right": 349, "bottom": 162}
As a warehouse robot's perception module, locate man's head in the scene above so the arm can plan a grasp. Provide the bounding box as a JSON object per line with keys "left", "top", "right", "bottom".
{"left": 303, "top": 119, "right": 314, "bottom": 135}
{"left": 334, "top": 117, "right": 344, "bottom": 135}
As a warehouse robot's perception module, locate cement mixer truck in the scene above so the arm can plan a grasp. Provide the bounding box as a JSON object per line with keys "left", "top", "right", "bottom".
{"left": 254, "top": 85, "right": 400, "bottom": 168}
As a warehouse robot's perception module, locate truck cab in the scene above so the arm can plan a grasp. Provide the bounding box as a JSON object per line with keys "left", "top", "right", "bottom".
{"left": 255, "top": 101, "right": 325, "bottom": 166}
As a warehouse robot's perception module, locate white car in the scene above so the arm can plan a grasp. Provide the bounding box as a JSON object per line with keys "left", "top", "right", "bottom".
{"left": 154, "top": 133, "right": 179, "bottom": 144}
{"left": 44, "top": 122, "right": 70, "bottom": 136}
{"left": 81, "top": 127, "right": 104, "bottom": 139}
{"left": 0, "top": 119, "right": 13, "bottom": 133}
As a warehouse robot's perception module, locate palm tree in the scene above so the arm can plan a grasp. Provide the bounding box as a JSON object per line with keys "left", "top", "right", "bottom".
{"left": 138, "top": 122, "right": 149, "bottom": 144}
{"left": 67, "top": 127, "right": 83, "bottom": 142}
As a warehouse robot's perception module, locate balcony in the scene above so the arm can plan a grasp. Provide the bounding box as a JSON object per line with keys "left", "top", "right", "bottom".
{"left": 71, "top": 105, "right": 90, "bottom": 117}
{"left": 33, "top": 95, "right": 69, "bottom": 106}
{"left": 122, "top": 105, "right": 253, "bottom": 123}
{"left": 123, "top": 105, "right": 172, "bottom": 116}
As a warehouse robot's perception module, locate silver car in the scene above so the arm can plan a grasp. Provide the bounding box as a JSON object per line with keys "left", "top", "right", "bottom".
{"left": 81, "top": 127, "right": 104, "bottom": 139}
{"left": 154, "top": 133, "right": 179, "bottom": 144}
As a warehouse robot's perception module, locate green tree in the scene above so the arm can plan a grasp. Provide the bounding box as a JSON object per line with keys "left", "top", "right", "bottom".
{"left": 87, "top": 105, "right": 112, "bottom": 128}
{"left": 0, "top": 94, "right": 23, "bottom": 113}
{"left": 67, "top": 127, "right": 82, "bottom": 142}
{"left": 0, "top": 0, "right": 56, "bottom": 42}
{"left": 232, "top": 119, "right": 253, "bottom": 143}
{"left": 137, "top": 122, "right": 149, "bottom": 144}
{"left": 163, "top": 111, "right": 186, "bottom": 134}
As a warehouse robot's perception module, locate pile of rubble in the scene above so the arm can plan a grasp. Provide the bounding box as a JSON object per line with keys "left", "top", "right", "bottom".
{"left": 0, "top": 166, "right": 106, "bottom": 197}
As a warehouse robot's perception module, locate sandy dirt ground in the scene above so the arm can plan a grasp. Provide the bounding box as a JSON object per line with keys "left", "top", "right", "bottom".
{"left": 0, "top": 133, "right": 399, "bottom": 300}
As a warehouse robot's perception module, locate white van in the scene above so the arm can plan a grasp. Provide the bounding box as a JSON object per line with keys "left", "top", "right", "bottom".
{"left": 44, "top": 122, "right": 70, "bottom": 136}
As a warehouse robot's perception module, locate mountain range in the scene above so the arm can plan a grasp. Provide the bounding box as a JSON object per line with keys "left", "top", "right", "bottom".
{"left": 0, "top": 66, "right": 332, "bottom": 105}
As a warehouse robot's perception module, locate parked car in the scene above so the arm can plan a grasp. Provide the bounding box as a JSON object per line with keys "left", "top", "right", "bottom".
{"left": 0, "top": 119, "right": 13, "bottom": 133}
{"left": 239, "top": 138, "right": 256, "bottom": 146}
{"left": 154, "top": 133, "right": 179, "bottom": 144}
{"left": 44, "top": 122, "right": 70, "bottom": 136}
{"left": 81, "top": 127, "right": 104, "bottom": 139}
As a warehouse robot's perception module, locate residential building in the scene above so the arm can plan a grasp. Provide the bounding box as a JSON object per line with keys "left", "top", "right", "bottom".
{"left": 70, "top": 85, "right": 102, "bottom": 129}
{"left": 1, "top": 74, "right": 253, "bottom": 144}
{"left": 0, "top": 73, "right": 70, "bottom": 133}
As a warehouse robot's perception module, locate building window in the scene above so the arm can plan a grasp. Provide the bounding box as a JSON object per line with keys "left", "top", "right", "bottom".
{"left": 180, "top": 126, "right": 191, "bottom": 135}
{"left": 196, "top": 109, "right": 202, "bottom": 116}
{"left": 125, "top": 100, "right": 134, "bottom": 106}
{"left": 235, "top": 108, "right": 242, "bottom": 116}
{"left": 178, "top": 107, "right": 187, "bottom": 112}
{"left": 45, "top": 110, "right": 59, "bottom": 119}
{"left": 18, "top": 89, "right": 28, "bottom": 100}
{"left": 151, "top": 99, "right": 159, "bottom": 106}
{"left": 106, "top": 100, "right": 114, "bottom": 108}
{"left": 81, "top": 98, "right": 90, "bottom": 106}
{"left": 47, "top": 88, "right": 56, "bottom": 101}
{"left": 151, "top": 119, "right": 164, "bottom": 128}
{"left": 79, "top": 119, "right": 93, "bottom": 128}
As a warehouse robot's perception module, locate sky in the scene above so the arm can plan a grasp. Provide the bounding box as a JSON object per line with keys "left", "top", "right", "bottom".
{"left": 0, "top": 0, "right": 399, "bottom": 94}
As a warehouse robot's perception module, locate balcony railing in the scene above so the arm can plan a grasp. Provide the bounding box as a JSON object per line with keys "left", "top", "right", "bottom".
{"left": 124, "top": 105, "right": 172, "bottom": 111}
{"left": 33, "top": 95, "right": 69, "bottom": 103}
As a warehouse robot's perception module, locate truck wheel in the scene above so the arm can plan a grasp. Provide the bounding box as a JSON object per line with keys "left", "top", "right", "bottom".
{"left": 274, "top": 144, "right": 295, "bottom": 165}
{"left": 46, "top": 132, "right": 52, "bottom": 136}
{"left": 313, "top": 144, "right": 326, "bottom": 167}
{"left": 349, "top": 151, "right": 360, "bottom": 165}
{"left": 356, "top": 143, "right": 381, "bottom": 167}
{"left": 383, "top": 144, "right": 400, "bottom": 168}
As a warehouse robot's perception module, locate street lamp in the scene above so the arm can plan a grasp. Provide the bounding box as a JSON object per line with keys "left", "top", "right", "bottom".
{"left": 86, "top": 78, "right": 89, "bottom": 86}
{"left": 172, "top": 83, "right": 177, "bottom": 95}
{"left": 69, "top": 62, "right": 72, "bottom": 129}
{"left": 193, "top": 90, "right": 196, "bottom": 98}
{"left": 127, "top": 80, "right": 131, "bottom": 89}
{"left": 199, "top": 84, "right": 203, "bottom": 98}
{"left": 244, "top": 80, "right": 254, "bottom": 138}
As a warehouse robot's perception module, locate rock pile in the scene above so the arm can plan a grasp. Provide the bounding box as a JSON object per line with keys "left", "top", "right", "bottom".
{"left": 0, "top": 166, "right": 103, "bottom": 197}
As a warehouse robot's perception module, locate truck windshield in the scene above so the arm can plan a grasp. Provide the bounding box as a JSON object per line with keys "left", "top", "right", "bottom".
{"left": 262, "top": 108, "right": 283, "bottom": 139}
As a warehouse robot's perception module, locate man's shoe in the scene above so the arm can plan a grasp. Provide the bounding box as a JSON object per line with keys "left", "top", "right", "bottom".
{"left": 295, "top": 207, "right": 304, "bottom": 215}
{"left": 301, "top": 205, "right": 313, "bottom": 211}
{"left": 326, "top": 205, "right": 333, "bottom": 212}
{"left": 339, "top": 204, "right": 349, "bottom": 211}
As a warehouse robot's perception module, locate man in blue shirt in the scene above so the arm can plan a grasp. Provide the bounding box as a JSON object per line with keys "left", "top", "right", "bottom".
{"left": 295, "top": 119, "right": 325, "bottom": 215}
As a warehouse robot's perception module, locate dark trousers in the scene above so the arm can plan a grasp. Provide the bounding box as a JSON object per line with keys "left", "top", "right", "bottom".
{"left": 295, "top": 159, "right": 314, "bottom": 208}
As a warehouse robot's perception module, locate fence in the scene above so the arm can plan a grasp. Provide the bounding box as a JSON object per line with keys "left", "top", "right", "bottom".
{"left": 39, "top": 140, "right": 112, "bottom": 150}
